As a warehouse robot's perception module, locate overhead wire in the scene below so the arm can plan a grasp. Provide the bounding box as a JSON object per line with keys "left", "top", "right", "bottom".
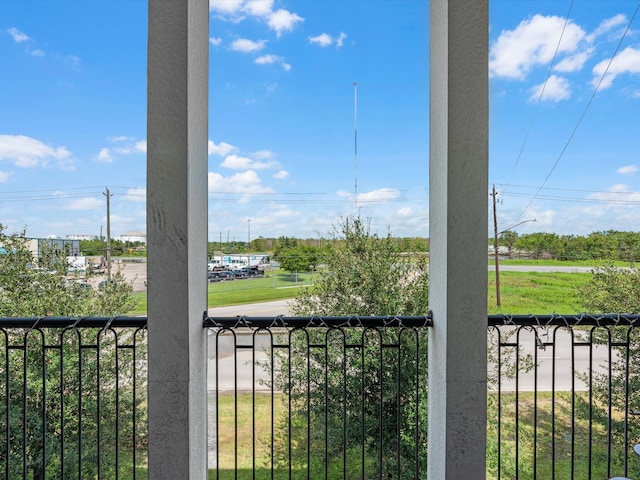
{"left": 511, "top": 2, "right": 640, "bottom": 224}
{"left": 503, "top": 0, "right": 575, "bottom": 189}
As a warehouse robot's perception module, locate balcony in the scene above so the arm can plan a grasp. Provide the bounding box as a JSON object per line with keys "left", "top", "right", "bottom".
{"left": 2, "top": 313, "right": 640, "bottom": 479}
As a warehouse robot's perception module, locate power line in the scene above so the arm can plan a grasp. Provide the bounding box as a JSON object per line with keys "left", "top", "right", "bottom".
{"left": 512, "top": 2, "right": 640, "bottom": 224}
{"left": 504, "top": 0, "right": 575, "bottom": 189}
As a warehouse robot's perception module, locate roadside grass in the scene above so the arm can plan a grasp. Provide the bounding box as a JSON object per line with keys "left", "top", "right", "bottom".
{"left": 487, "top": 391, "right": 640, "bottom": 479}
{"left": 132, "top": 270, "right": 591, "bottom": 316}
{"left": 212, "top": 391, "right": 638, "bottom": 479}
{"left": 131, "top": 271, "right": 315, "bottom": 315}
{"left": 488, "top": 271, "right": 590, "bottom": 315}
{"left": 491, "top": 258, "right": 634, "bottom": 267}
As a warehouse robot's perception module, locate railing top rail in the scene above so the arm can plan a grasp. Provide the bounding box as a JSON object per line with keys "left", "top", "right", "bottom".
{"left": 2, "top": 313, "right": 639, "bottom": 330}
{"left": 489, "top": 313, "right": 640, "bottom": 327}
{"left": 0, "top": 316, "right": 147, "bottom": 329}
{"left": 205, "top": 314, "right": 433, "bottom": 329}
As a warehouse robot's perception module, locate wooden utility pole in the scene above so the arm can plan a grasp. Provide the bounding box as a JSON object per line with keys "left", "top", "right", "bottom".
{"left": 492, "top": 184, "right": 501, "bottom": 307}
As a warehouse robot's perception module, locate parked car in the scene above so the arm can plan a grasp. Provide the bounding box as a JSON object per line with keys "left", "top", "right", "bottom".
{"left": 240, "top": 266, "right": 264, "bottom": 277}
{"left": 98, "top": 279, "right": 115, "bottom": 291}
{"left": 208, "top": 270, "right": 235, "bottom": 282}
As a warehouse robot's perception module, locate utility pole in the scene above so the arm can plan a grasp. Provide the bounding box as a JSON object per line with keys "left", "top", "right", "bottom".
{"left": 104, "top": 187, "right": 113, "bottom": 281}
{"left": 492, "top": 185, "right": 501, "bottom": 307}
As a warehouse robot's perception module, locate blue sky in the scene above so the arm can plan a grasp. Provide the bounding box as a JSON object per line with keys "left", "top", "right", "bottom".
{"left": 1, "top": 1, "right": 640, "bottom": 242}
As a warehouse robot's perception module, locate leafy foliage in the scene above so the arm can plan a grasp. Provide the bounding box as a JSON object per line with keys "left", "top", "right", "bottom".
{"left": 269, "top": 217, "right": 429, "bottom": 478}
{"left": 575, "top": 264, "right": 640, "bottom": 475}
{"left": 0, "top": 224, "right": 142, "bottom": 479}
{"left": 0, "top": 225, "right": 135, "bottom": 317}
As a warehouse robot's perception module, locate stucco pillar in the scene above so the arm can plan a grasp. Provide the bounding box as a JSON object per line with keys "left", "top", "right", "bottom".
{"left": 147, "top": 1, "right": 209, "bottom": 478}
{"left": 428, "top": 1, "right": 488, "bottom": 478}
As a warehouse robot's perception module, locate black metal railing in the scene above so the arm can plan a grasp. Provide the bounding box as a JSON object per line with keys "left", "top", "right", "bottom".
{"left": 0, "top": 317, "right": 147, "bottom": 480}
{"left": 488, "top": 314, "right": 640, "bottom": 480}
{"left": 3, "top": 313, "right": 640, "bottom": 479}
{"left": 205, "top": 314, "right": 431, "bottom": 480}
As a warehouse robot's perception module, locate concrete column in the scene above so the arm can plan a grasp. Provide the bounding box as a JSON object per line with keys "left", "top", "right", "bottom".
{"left": 428, "top": 1, "right": 488, "bottom": 479}
{"left": 147, "top": 1, "right": 209, "bottom": 478}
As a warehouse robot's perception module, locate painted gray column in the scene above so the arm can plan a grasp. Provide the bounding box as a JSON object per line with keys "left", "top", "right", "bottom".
{"left": 428, "top": 1, "right": 488, "bottom": 478}
{"left": 147, "top": 0, "right": 209, "bottom": 478}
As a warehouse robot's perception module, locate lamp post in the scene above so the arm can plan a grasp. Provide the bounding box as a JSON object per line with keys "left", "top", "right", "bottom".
{"left": 247, "top": 219, "right": 251, "bottom": 250}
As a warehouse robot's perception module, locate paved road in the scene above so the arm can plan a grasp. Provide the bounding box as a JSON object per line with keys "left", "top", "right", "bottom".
{"left": 207, "top": 300, "right": 614, "bottom": 393}
{"left": 496, "top": 264, "right": 595, "bottom": 273}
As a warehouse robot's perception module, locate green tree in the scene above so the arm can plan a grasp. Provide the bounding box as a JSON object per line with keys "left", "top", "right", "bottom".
{"left": 0, "top": 224, "right": 140, "bottom": 479}
{"left": 270, "top": 217, "right": 429, "bottom": 478}
{"left": 576, "top": 264, "right": 640, "bottom": 478}
{"left": 498, "top": 230, "right": 518, "bottom": 254}
{"left": 277, "top": 245, "right": 321, "bottom": 273}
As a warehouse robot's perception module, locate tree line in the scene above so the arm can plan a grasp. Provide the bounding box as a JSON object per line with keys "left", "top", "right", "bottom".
{"left": 498, "top": 229, "right": 640, "bottom": 261}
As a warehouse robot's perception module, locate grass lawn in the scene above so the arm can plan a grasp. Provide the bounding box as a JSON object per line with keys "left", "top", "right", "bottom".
{"left": 131, "top": 269, "right": 592, "bottom": 316}
{"left": 131, "top": 271, "right": 315, "bottom": 315}
{"left": 212, "top": 391, "right": 638, "bottom": 479}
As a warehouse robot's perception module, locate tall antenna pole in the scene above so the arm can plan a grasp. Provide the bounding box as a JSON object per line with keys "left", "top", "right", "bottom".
{"left": 104, "top": 187, "right": 113, "bottom": 281}
{"left": 353, "top": 81, "right": 358, "bottom": 214}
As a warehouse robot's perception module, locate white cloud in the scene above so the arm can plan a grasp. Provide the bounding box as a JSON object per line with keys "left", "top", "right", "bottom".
{"left": 105, "top": 137, "right": 146, "bottom": 156}
{"left": 0, "top": 134, "right": 73, "bottom": 168}
{"left": 528, "top": 74, "right": 571, "bottom": 102}
{"left": 255, "top": 54, "right": 279, "bottom": 64}
{"left": 134, "top": 140, "right": 147, "bottom": 153}
{"left": 64, "top": 54, "right": 81, "bottom": 66}
{"left": 554, "top": 48, "right": 592, "bottom": 73}
{"left": 308, "top": 32, "right": 347, "bottom": 49}
{"left": 30, "top": 49, "right": 45, "bottom": 57}
{"left": 273, "top": 170, "right": 289, "bottom": 179}
{"left": 586, "top": 183, "right": 640, "bottom": 203}
{"left": 109, "top": 135, "right": 131, "bottom": 142}
{"left": 358, "top": 188, "right": 401, "bottom": 203}
{"left": 221, "top": 154, "right": 254, "bottom": 169}
{"left": 255, "top": 54, "right": 290, "bottom": 71}
{"left": 268, "top": 9, "right": 303, "bottom": 37}
{"left": 209, "top": 37, "right": 222, "bottom": 46}
{"left": 589, "top": 14, "right": 628, "bottom": 41}
{"left": 231, "top": 38, "right": 266, "bottom": 52}
{"left": 308, "top": 33, "right": 332, "bottom": 47}
{"left": 489, "top": 15, "right": 587, "bottom": 79}
{"left": 95, "top": 148, "right": 113, "bottom": 163}
{"left": 243, "top": 0, "right": 274, "bottom": 16}
{"left": 617, "top": 165, "right": 638, "bottom": 175}
{"left": 0, "top": 171, "right": 12, "bottom": 183}
{"left": 253, "top": 150, "right": 275, "bottom": 159}
{"left": 66, "top": 197, "right": 103, "bottom": 211}
{"left": 123, "top": 187, "right": 146, "bottom": 202}
{"left": 396, "top": 207, "right": 413, "bottom": 217}
{"left": 209, "top": 0, "right": 244, "bottom": 15}
{"left": 208, "top": 170, "right": 275, "bottom": 196}
{"left": 221, "top": 154, "right": 279, "bottom": 170}
{"left": 209, "top": 140, "right": 238, "bottom": 156}
{"left": 592, "top": 46, "right": 640, "bottom": 90}
{"left": 7, "top": 27, "right": 29, "bottom": 43}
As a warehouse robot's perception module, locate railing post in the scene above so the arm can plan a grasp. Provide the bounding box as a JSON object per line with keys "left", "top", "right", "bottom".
{"left": 428, "top": 1, "right": 488, "bottom": 478}
{"left": 147, "top": 0, "right": 209, "bottom": 478}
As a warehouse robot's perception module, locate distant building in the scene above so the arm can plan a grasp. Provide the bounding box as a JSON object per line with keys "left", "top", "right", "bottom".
{"left": 117, "top": 232, "right": 147, "bottom": 244}
{"left": 66, "top": 234, "right": 98, "bottom": 241}
{"left": 27, "top": 238, "right": 81, "bottom": 258}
